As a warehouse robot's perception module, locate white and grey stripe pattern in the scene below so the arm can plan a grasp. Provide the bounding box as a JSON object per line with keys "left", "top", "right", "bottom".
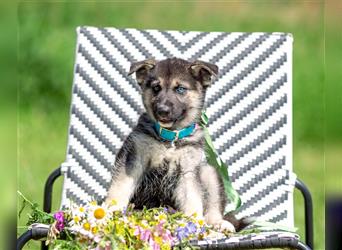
{"left": 190, "top": 231, "right": 299, "bottom": 248}
{"left": 61, "top": 26, "right": 295, "bottom": 228}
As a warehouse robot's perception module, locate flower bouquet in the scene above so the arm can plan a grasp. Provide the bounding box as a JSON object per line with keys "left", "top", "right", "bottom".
{"left": 18, "top": 192, "right": 237, "bottom": 250}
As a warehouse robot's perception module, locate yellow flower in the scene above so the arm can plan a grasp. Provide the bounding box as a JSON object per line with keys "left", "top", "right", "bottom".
{"left": 141, "top": 220, "right": 148, "bottom": 227}
{"left": 115, "top": 223, "right": 125, "bottom": 235}
{"left": 161, "top": 244, "right": 171, "bottom": 250}
{"left": 83, "top": 222, "right": 90, "bottom": 231}
{"left": 94, "top": 207, "right": 106, "bottom": 219}
{"left": 158, "top": 214, "right": 167, "bottom": 221}
{"left": 104, "top": 226, "right": 113, "bottom": 234}
{"left": 128, "top": 227, "right": 135, "bottom": 235}
{"left": 149, "top": 221, "right": 157, "bottom": 226}
{"left": 154, "top": 236, "right": 163, "bottom": 245}
{"left": 198, "top": 219, "right": 204, "bottom": 226}
{"left": 79, "top": 207, "right": 85, "bottom": 213}
{"left": 91, "top": 226, "right": 98, "bottom": 234}
{"left": 73, "top": 216, "right": 80, "bottom": 224}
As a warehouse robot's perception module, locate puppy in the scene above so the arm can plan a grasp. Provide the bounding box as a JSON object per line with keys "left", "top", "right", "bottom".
{"left": 106, "top": 58, "right": 236, "bottom": 232}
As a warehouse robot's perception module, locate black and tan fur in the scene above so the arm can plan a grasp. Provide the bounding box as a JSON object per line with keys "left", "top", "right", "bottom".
{"left": 106, "top": 58, "right": 245, "bottom": 231}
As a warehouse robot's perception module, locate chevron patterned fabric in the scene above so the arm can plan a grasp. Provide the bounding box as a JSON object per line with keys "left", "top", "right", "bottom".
{"left": 191, "top": 231, "right": 299, "bottom": 248}
{"left": 60, "top": 26, "right": 296, "bottom": 229}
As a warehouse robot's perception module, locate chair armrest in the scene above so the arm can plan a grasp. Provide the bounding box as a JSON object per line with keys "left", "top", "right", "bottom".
{"left": 17, "top": 224, "right": 49, "bottom": 250}
{"left": 295, "top": 178, "right": 314, "bottom": 249}
{"left": 17, "top": 230, "right": 33, "bottom": 250}
{"left": 41, "top": 167, "right": 62, "bottom": 250}
{"left": 43, "top": 167, "right": 62, "bottom": 213}
{"left": 17, "top": 167, "right": 62, "bottom": 250}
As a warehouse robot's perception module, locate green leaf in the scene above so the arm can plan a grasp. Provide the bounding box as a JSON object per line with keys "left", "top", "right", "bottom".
{"left": 18, "top": 199, "right": 26, "bottom": 219}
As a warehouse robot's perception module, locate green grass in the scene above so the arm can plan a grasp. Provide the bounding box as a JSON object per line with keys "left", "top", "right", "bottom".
{"left": 16, "top": 2, "right": 334, "bottom": 249}
{"left": 17, "top": 110, "right": 68, "bottom": 250}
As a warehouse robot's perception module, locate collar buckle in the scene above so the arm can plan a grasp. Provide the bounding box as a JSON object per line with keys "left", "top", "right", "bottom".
{"left": 174, "top": 130, "right": 180, "bottom": 141}
{"left": 154, "top": 122, "right": 196, "bottom": 142}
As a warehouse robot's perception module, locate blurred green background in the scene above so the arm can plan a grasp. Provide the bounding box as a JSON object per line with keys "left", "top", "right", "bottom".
{"left": 17, "top": 2, "right": 341, "bottom": 249}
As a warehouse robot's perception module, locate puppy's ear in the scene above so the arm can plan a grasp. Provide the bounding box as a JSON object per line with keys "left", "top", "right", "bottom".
{"left": 189, "top": 60, "right": 218, "bottom": 87}
{"left": 128, "top": 59, "right": 156, "bottom": 85}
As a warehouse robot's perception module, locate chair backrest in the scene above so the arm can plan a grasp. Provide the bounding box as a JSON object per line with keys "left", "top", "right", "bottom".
{"left": 61, "top": 26, "right": 295, "bottom": 227}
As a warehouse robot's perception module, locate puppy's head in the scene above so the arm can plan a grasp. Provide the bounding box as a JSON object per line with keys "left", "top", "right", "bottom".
{"left": 128, "top": 58, "right": 218, "bottom": 129}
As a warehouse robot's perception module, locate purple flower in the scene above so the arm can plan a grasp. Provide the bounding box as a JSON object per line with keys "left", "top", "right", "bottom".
{"left": 56, "top": 222, "right": 64, "bottom": 231}
{"left": 122, "top": 206, "right": 127, "bottom": 215}
{"left": 200, "top": 226, "right": 206, "bottom": 234}
{"left": 186, "top": 222, "right": 197, "bottom": 234}
{"left": 53, "top": 211, "right": 65, "bottom": 231}
{"left": 168, "top": 207, "right": 176, "bottom": 214}
{"left": 54, "top": 211, "right": 64, "bottom": 223}
{"left": 175, "top": 227, "right": 188, "bottom": 241}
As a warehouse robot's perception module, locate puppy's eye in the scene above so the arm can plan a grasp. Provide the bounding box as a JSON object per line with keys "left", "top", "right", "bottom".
{"left": 152, "top": 85, "right": 161, "bottom": 94}
{"left": 175, "top": 86, "right": 187, "bottom": 94}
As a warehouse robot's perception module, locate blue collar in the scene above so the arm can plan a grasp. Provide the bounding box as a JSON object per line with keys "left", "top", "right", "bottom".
{"left": 154, "top": 122, "right": 196, "bottom": 142}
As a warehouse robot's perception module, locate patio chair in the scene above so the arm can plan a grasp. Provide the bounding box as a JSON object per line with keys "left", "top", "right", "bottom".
{"left": 17, "top": 26, "right": 313, "bottom": 250}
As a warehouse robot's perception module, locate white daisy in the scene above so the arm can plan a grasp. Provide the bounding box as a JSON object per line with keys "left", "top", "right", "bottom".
{"left": 87, "top": 203, "right": 111, "bottom": 227}
{"left": 68, "top": 203, "right": 88, "bottom": 227}
{"left": 69, "top": 215, "right": 83, "bottom": 227}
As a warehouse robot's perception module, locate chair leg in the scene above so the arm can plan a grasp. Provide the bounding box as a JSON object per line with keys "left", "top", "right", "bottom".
{"left": 295, "top": 179, "right": 314, "bottom": 249}
{"left": 17, "top": 230, "right": 33, "bottom": 250}
{"left": 41, "top": 241, "right": 48, "bottom": 250}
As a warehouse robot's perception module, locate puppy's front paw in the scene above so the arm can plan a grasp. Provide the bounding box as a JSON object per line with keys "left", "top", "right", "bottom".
{"left": 214, "top": 220, "right": 236, "bottom": 233}
{"left": 205, "top": 213, "right": 236, "bottom": 233}
{"left": 104, "top": 198, "right": 126, "bottom": 211}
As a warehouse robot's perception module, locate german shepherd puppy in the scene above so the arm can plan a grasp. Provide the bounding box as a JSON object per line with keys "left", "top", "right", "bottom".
{"left": 106, "top": 58, "right": 239, "bottom": 232}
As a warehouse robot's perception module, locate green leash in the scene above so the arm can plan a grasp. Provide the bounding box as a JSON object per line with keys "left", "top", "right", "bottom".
{"left": 200, "top": 111, "right": 241, "bottom": 213}
{"left": 200, "top": 111, "right": 297, "bottom": 232}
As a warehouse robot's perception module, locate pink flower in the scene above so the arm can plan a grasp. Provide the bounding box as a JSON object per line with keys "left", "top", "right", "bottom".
{"left": 162, "top": 229, "right": 174, "bottom": 243}
{"left": 156, "top": 221, "right": 164, "bottom": 233}
{"left": 94, "top": 235, "right": 101, "bottom": 243}
{"left": 140, "top": 229, "right": 152, "bottom": 241}
{"left": 149, "top": 237, "right": 160, "bottom": 250}
{"left": 94, "top": 243, "right": 111, "bottom": 250}
{"left": 133, "top": 226, "right": 142, "bottom": 236}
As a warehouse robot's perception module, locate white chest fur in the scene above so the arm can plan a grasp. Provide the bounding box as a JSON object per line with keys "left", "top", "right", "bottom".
{"left": 134, "top": 133, "right": 204, "bottom": 171}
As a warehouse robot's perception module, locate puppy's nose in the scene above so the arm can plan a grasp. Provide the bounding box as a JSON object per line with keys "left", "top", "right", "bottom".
{"left": 156, "top": 105, "right": 171, "bottom": 117}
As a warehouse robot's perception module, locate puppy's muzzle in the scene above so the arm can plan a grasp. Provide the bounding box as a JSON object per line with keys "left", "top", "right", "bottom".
{"left": 156, "top": 104, "right": 171, "bottom": 118}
